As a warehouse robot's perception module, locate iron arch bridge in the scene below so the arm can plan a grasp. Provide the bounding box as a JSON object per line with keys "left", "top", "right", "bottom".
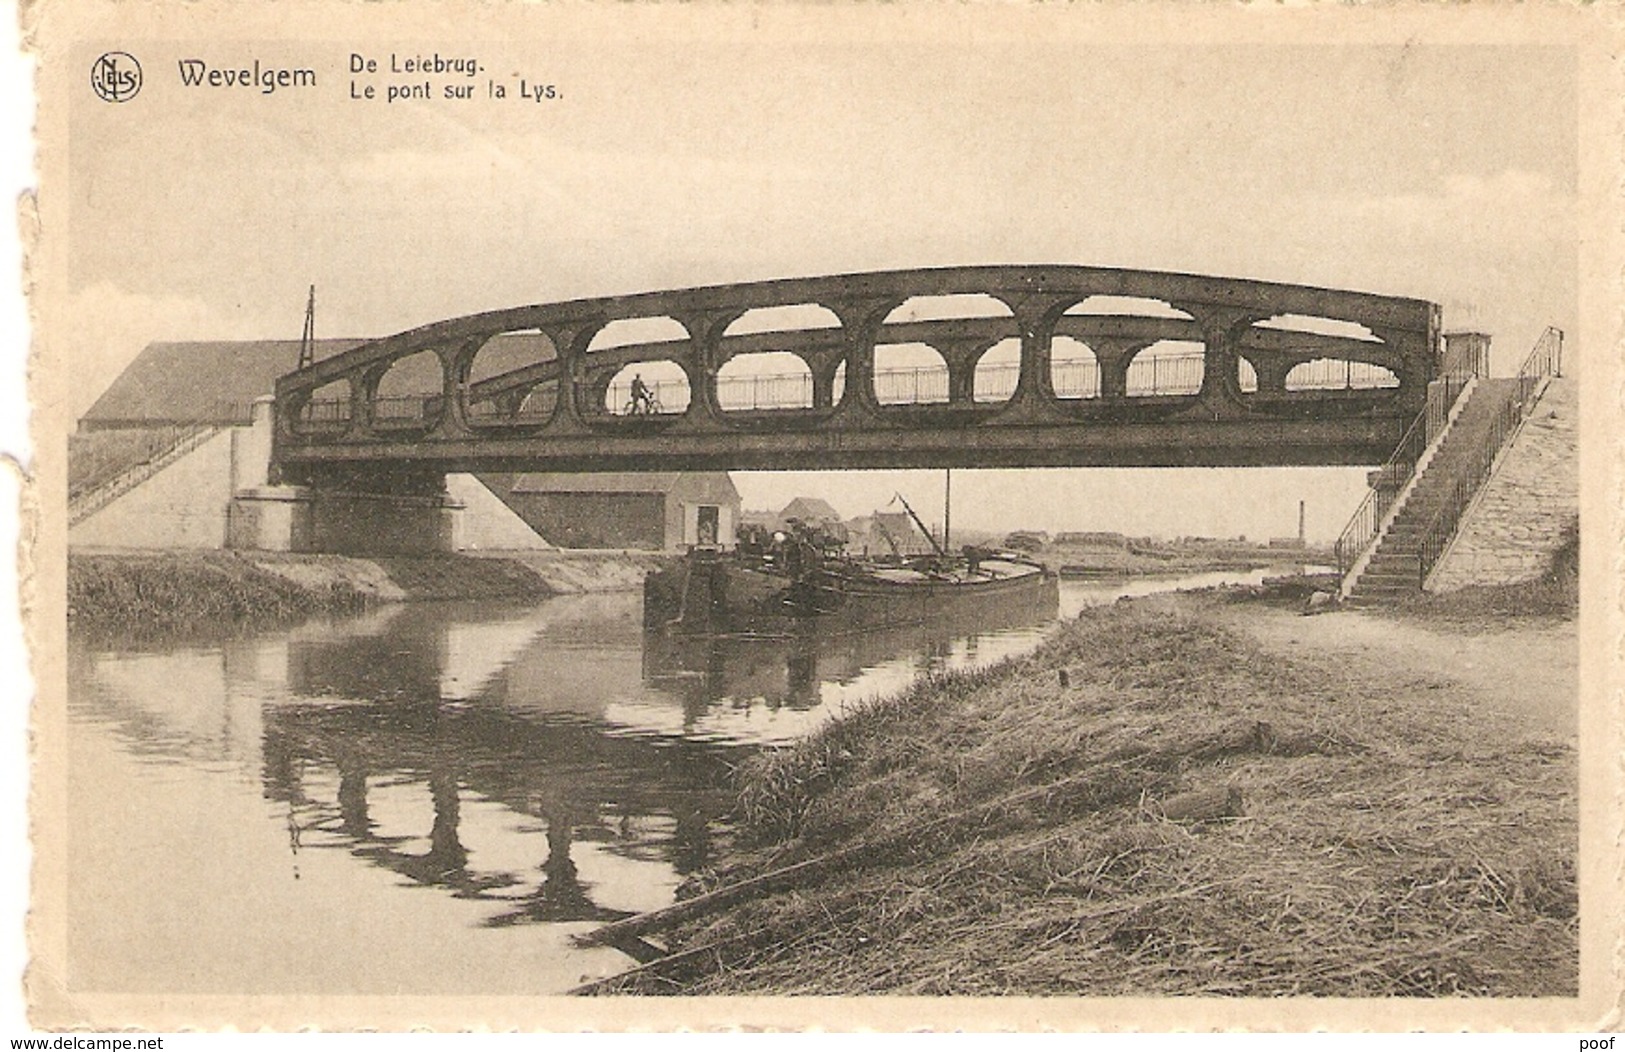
{"left": 272, "top": 266, "right": 1441, "bottom": 479}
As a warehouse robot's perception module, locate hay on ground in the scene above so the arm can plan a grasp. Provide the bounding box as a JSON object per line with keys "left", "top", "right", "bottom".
{"left": 591, "top": 595, "right": 1576, "bottom": 998}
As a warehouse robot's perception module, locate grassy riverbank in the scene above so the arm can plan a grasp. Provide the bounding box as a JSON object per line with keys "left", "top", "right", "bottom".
{"left": 68, "top": 551, "right": 374, "bottom": 636}
{"left": 592, "top": 591, "right": 1576, "bottom": 997}
{"left": 66, "top": 548, "right": 670, "bottom": 638}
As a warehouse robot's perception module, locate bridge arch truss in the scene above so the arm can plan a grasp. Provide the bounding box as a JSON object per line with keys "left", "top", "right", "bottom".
{"left": 273, "top": 266, "right": 1441, "bottom": 474}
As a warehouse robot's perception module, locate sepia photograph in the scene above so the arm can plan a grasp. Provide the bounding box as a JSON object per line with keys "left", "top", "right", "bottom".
{"left": 22, "top": 0, "right": 1622, "bottom": 1033}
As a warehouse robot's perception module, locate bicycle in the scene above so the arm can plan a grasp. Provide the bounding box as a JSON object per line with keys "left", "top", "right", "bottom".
{"left": 623, "top": 391, "right": 663, "bottom": 416}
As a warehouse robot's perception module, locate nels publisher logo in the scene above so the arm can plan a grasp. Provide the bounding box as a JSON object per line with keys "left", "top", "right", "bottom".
{"left": 91, "top": 51, "right": 142, "bottom": 102}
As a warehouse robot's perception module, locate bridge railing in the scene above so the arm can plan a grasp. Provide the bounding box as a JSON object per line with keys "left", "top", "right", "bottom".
{"left": 1126, "top": 355, "right": 1204, "bottom": 396}
{"left": 717, "top": 371, "right": 817, "bottom": 411}
{"left": 80, "top": 400, "right": 260, "bottom": 430}
{"left": 874, "top": 366, "right": 951, "bottom": 405}
{"left": 1415, "top": 327, "right": 1563, "bottom": 585}
{"left": 298, "top": 398, "right": 352, "bottom": 430}
{"left": 971, "top": 355, "right": 1393, "bottom": 399}
{"left": 466, "top": 389, "right": 557, "bottom": 423}
{"left": 1285, "top": 358, "right": 1400, "bottom": 391}
{"left": 1050, "top": 360, "right": 1100, "bottom": 399}
{"left": 597, "top": 355, "right": 1400, "bottom": 415}
{"left": 301, "top": 354, "right": 1410, "bottom": 427}
{"left": 374, "top": 395, "right": 439, "bottom": 424}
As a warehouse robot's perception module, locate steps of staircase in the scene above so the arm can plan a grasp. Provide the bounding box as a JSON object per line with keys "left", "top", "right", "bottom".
{"left": 1339, "top": 375, "right": 1542, "bottom": 606}
{"left": 68, "top": 425, "right": 220, "bottom": 526}
{"left": 1351, "top": 584, "right": 1420, "bottom": 599}
{"left": 1356, "top": 568, "right": 1420, "bottom": 585}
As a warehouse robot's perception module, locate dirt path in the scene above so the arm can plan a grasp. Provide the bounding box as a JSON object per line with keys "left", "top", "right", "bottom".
{"left": 1226, "top": 606, "right": 1577, "bottom": 739}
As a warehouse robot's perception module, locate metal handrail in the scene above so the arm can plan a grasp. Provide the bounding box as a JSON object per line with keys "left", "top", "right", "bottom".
{"left": 1333, "top": 358, "right": 1478, "bottom": 577}
{"left": 69, "top": 423, "right": 222, "bottom": 523}
{"left": 80, "top": 400, "right": 259, "bottom": 429}
{"left": 1333, "top": 402, "right": 1433, "bottom": 576}
{"left": 1415, "top": 327, "right": 1563, "bottom": 585}
{"left": 328, "top": 354, "right": 1409, "bottom": 422}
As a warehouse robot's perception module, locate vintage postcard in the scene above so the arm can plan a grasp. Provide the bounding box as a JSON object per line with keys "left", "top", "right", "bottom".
{"left": 21, "top": 0, "right": 1624, "bottom": 1033}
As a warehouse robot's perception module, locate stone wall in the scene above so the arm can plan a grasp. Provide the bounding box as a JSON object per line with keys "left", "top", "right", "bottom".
{"left": 446, "top": 473, "right": 553, "bottom": 551}
{"left": 69, "top": 428, "right": 236, "bottom": 549}
{"left": 1426, "top": 377, "right": 1577, "bottom": 592}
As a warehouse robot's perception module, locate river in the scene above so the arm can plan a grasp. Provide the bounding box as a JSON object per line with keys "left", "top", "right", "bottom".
{"left": 63, "top": 566, "right": 1298, "bottom": 996}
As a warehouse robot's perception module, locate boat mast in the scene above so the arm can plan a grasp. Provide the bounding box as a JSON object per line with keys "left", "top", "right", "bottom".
{"left": 297, "top": 284, "right": 317, "bottom": 370}
{"left": 893, "top": 491, "right": 946, "bottom": 558}
{"left": 943, "top": 468, "right": 952, "bottom": 553}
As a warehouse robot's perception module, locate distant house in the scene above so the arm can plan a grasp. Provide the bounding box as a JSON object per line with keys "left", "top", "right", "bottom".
{"left": 846, "top": 511, "right": 936, "bottom": 557}
{"left": 490, "top": 472, "right": 740, "bottom": 551}
{"left": 776, "top": 497, "right": 844, "bottom": 528}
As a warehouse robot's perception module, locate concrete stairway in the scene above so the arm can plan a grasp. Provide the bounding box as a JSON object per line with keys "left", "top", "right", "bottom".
{"left": 68, "top": 424, "right": 221, "bottom": 527}
{"left": 1346, "top": 377, "right": 1522, "bottom": 602}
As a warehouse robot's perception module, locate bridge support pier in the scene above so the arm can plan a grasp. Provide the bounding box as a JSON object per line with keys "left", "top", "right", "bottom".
{"left": 307, "top": 488, "right": 464, "bottom": 555}
{"left": 231, "top": 485, "right": 464, "bottom": 555}
{"left": 233, "top": 397, "right": 465, "bottom": 554}
{"left": 228, "top": 484, "right": 316, "bottom": 551}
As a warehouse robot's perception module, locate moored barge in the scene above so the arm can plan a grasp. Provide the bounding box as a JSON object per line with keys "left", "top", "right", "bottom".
{"left": 645, "top": 545, "right": 1059, "bottom": 637}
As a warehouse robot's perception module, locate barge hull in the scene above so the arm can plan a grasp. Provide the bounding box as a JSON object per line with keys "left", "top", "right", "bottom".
{"left": 645, "top": 554, "right": 1059, "bottom": 638}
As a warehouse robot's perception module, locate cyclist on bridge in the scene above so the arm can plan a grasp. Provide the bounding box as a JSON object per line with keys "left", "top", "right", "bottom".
{"left": 629, "top": 373, "right": 654, "bottom": 414}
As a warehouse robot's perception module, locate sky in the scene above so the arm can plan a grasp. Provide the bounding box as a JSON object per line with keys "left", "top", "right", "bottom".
{"left": 53, "top": 19, "right": 1579, "bottom": 542}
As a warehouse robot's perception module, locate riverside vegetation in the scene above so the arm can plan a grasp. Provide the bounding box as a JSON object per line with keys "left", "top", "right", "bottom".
{"left": 68, "top": 551, "right": 374, "bottom": 637}
{"left": 65, "top": 549, "right": 670, "bottom": 638}
{"left": 585, "top": 570, "right": 1578, "bottom": 997}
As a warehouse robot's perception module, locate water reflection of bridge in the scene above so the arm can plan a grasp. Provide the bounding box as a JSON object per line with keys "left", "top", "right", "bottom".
{"left": 264, "top": 599, "right": 748, "bottom": 927}
{"left": 72, "top": 589, "right": 1061, "bottom": 931}
{"left": 259, "top": 694, "right": 732, "bottom": 926}
{"left": 73, "top": 600, "right": 740, "bottom": 930}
